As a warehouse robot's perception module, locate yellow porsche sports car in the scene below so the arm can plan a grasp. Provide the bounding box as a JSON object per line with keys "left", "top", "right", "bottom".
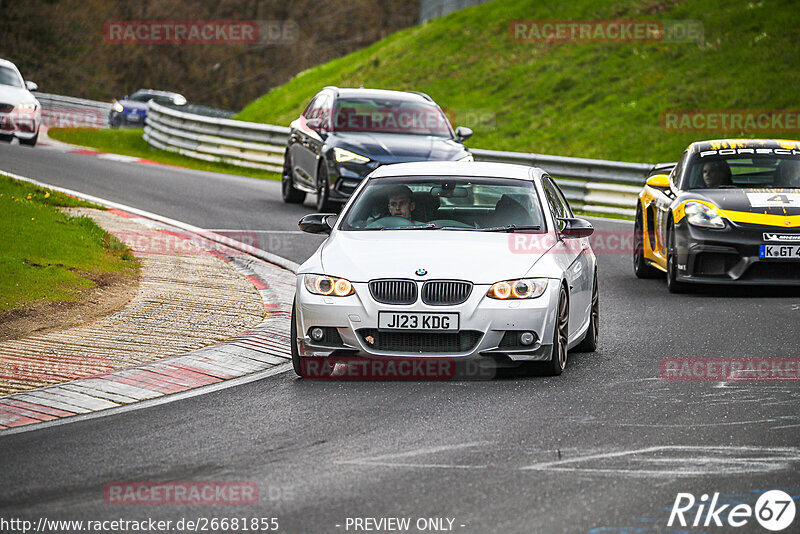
{"left": 634, "top": 139, "right": 800, "bottom": 292}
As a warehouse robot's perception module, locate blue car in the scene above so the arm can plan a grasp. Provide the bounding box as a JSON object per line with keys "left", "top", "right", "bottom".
{"left": 109, "top": 89, "right": 186, "bottom": 127}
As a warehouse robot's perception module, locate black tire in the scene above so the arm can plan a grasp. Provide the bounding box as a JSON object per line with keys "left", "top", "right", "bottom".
{"left": 633, "top": 207, "right": 661, "bottom": 279}
{"left": 543, "top": 284, "right": 569, "bottom": 376}
{"left": 282, "top": 152, "right": 306, "bottom": 204}
{"left": 315, "top": 162, "right": 336, "bottom": 212}
{"left": 666, "top": 222, "right": 688, "bottom": 294}
{"left": 0, "top": 133, "right": 13, "bottom": 143}
{"left": 18, "top": 132, "right": 38, "bottom": 147}
{"left": 291, "top": 300, "right": 307, "bottom": 377}
{"left": 574, "top": 271, "right": 598, "bottom": 353}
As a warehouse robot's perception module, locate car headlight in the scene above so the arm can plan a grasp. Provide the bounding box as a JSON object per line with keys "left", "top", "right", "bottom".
{"left": 487, "top": 278, "right": 548, "bottom": 300}
{"left": 457, "top": 153, "right": 474, "bottom": 162}
{"left": 304, "top": 274, "right": 355, "bottom": 297}
{"left": 15, "top": 103, "right": 36, "bottom": 111}
{"left": 334, "top": 147, "right": 370, "bottom": 164}
{"left": 113, "top": 102, "right": 124, "bottom": 113}
{"left": 685, "top": 202, "right": 725, "bottom": 229}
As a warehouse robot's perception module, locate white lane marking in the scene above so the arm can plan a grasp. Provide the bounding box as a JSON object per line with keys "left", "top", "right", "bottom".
{"left": 96, "top": 153, "right": 141, "bottom": 163}
{"left": 612, "top": 419, "right": 779, "bottom": 427}
{"left": 340, "top": 462, "right": 486, "bottom": 470}
{"left": 337, "top": 442, "right": 493, "bottom": 470}
{"left": 335, "top": 445, "right": 800, "bottom": 477}
{"left": 521, "top": 447, "right": 655, "bottom": 470}
{"left": 353, "top": 441, "right": 493, "bottom": 461}
{"left": 520, "top": 445, "right": 800, "bottom": 477}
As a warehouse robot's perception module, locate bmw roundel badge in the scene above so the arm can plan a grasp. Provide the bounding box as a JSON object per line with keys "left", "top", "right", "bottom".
{"left": 415, "top": 268, "right": 427, "bottom": 276}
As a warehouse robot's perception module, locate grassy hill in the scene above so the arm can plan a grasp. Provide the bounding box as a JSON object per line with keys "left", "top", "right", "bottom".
{"left": 236, "top": 0, "right": 800, "bottom": 163}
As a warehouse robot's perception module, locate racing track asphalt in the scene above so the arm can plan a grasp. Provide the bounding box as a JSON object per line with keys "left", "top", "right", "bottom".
{"left": 1, "top": 141, "right": 799, "bottom": 533}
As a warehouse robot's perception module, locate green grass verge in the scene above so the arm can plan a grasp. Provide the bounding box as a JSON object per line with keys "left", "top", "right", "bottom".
{"left": 575, "top": 210, "right": 634, "bottom": 221}
{"left": 235, "top": 0, "right": 800, "bottom": 163}
{"left": 47, "top": 128, "right": 281, "bottom": 181}
{"left": 0, "top": 176, "right": 139, "bottom": 312}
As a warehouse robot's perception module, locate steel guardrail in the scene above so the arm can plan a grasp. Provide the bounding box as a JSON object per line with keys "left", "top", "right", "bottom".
{"left": 33, "top": 92, "right": 112, "bottom": 129}
{"left": 144, "top": 101, "right": 289, "bottom": 172}
{"left": 143, "top": 101, "right": 648, "bottom": 216}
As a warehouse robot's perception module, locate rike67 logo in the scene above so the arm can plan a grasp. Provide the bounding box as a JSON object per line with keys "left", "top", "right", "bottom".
{"left": 668, "top": 490, "right": 796, "bottom": 531}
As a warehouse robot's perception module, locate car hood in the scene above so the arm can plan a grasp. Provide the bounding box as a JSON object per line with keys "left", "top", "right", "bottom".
{"left": 333, "top": 132, "right": 468, "bottom": 163}
{"left": 0, "top": 85, "right": 37, "bottom": 106}
{"left": 685, "top": 188, "right": 800, "bottom": 216}
{"left": 316, "top": 231, "right": 551, "bottom": 284}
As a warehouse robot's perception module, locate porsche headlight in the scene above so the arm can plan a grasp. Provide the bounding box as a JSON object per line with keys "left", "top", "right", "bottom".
{"left": 685, "top": 202, "right": 725, "bottom": 229}
{"left": 15, "top": 103, "right": 36, "bottom": 111}
{"left": 457, "top": 153, "right": 474, "bottom": 162}
{"left": 113, "top": 102, "right": 124, "bottom": 113}
{"left": 304, "top": 274, "right": 355, "bottom": 297}
{"left": 334, "top": 147, "right": 370, "bottom": 164}
{"left": 487, "top": 278, "right": 548, "bottom": 300}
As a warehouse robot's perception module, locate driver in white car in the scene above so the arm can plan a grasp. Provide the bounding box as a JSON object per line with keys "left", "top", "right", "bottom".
{"left": 387, "top": 185, "right": 417, "bottom": 220}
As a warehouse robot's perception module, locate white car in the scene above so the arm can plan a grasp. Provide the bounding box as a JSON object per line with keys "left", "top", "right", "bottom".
{"left": 292, "top": 161, "right": 598, "bottom": 378}
{"left": 0, "top": 58, "right": 41, "bottom": 146}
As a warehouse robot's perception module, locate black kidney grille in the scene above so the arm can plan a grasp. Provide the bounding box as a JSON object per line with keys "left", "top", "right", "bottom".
{"left": 358, "top": 329, "right": 482, "bottom": 353}
{"left": 421, "top": 280, "right": 472, "bottom": 305}
{"left": 369, "top": 279, "right": 417, "bottom": 305}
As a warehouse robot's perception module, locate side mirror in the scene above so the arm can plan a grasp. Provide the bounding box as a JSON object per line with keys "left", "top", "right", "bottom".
{"left": 455, "top": 126, "right": 473, "bottom": 142}
{"left": 558, "top": 217, "right": 594, "bottom": 238}
{"left": 25, "top": 81, "right": 38, "bottom": 92}
{"left": 306, "top": 118, "right": 322, "bottom": 132}
{"left": 299, "top": 213, "right": 336, "bottom": 234}
{"left": 645, "top": 174, "right": 671, "bottom": 189}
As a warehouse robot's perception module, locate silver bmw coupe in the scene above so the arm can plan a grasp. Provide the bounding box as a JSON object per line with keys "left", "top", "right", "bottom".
{"left": 292, "top": 161, "right": 598, "bottom": 378}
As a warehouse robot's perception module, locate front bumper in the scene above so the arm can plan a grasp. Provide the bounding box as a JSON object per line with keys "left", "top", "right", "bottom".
{"left": 294, "top": 278, "right": 560, "bottom": 363}
{"left": 674, "top": 220, "right": 800, "bottom": 285}
{"left": 0, "top": 110, "right": 40, "bottom": 138}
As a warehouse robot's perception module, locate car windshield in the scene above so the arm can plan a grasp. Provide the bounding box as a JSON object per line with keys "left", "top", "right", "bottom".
{"left": 128, "top": 92, "right": 178, "bottom": 105}
{"left": 332, "top": 97, "right": 452, "bottom": 137}
{"left": 0, "top": 66, "right": 23, "bottom": 88}
{"left": 128, "top": 91, "right": 157, "bottom": 102}
{"left": 688, "top": 154, "right": 800, "bottom": 189}
{"left": 150, "top": 95, "right": 179, "bottom": 106}
{"left": 339, "top": 176, "right": 546, "bottom": 231}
